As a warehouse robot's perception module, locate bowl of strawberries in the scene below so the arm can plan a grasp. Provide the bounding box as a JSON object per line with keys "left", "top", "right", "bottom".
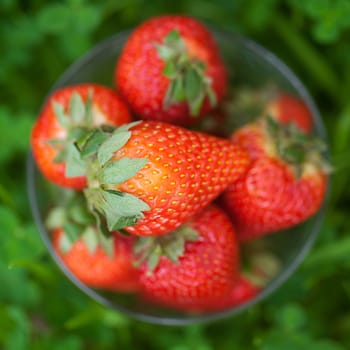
{"left": 27, "top": 15, "right": 329, "bottom": 325}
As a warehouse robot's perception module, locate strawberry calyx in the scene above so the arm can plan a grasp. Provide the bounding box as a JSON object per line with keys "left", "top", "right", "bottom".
{"left": 264, "top": 116, "right": 331, "bottom": 178}
{"left": 48, "top": 90, "right": 109, "bottom": 179}
{"left": 222, "top": 84, "right": 278, "bottom": 129}
{"left": 49, "top": 90, "right": 93, "bottom": 154}
{"left": 155, "top": 30, "right": 217, "bottom": 116}
{"left": 134, "top": 225, "right": 199, "bottom": 272}
{"left": 73, "top": 122, "right": 150, "bottom": 235}
{"left": 240, "top": 240, "right": 282, "bottom": 288}
{"left": 46, "top": 192, "right": 115, "bottom": 256}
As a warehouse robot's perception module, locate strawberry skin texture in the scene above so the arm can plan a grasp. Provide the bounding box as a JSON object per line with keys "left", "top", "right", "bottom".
{"left": 227, "top": 275, "right": 261, "bottom": 306}
{"left": 230, "top": 122, "right": 267, "bottom": 160}
{"left": 112, "top": 121, "right": 250, "bottom": 236}
{"left": 266, "top": 93, "right": 313, "bottom": 133}
{"left": 31, "top": 84, "right": 131, "bottom": 189}
{"left": 139, "top": 205, "right": 239, "bottom": 312}
{"left": 223, "top": 118, "right": 327, "bottom": 241}
{"left": 116, "top": 15, "right": 227, "bottom": 126}
{"left": 53, "top": 229, "right": 140, "bottom": 292}
{"left": 223, "top": 157, "right": 326, "bottom": 242}
{"left": 202, "top": 275, "right": 261, "bottom": 311}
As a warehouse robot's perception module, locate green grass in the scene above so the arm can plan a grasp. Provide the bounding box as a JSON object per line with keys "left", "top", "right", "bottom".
{"left": 1, "top": 0, "right": 350, "bottom": 349}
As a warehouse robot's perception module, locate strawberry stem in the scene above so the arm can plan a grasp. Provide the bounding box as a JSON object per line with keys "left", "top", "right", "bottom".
{"left": 264, "top": 116, "right": 331, "bottom": 177}
{"left": 134, "top": 225, "right": 198, "bottom": 272}
{"left": 155, "top": 29, "right": 217, "bottom": 116}
{"left": 75, "top": 122, "right": 150, "bottom": 235}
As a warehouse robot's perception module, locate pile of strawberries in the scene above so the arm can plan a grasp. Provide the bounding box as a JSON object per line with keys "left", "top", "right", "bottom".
{"left": 30, "top": 15, "right": 329, "bottom": 314}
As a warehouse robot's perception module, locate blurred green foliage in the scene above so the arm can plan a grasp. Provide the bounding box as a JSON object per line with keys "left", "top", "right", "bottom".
{"left": 1, "top": 0, "right": 350, "bottom": 349}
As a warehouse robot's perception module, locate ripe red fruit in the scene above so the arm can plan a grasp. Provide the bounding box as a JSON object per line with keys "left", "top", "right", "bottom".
{"left": 220, "top": 88, "right": 313, "bottom": 136}
{"left": 116, "top": 15, "right": 227, "bottom": 126}
{"left": 265, "top": 93, "right": 313, "bottom": 133}
{"left": 82, "top": 121, "right": 250, "bottom": 236}
{"left": 31, "top": 84, "right": 131, "bottom": 189}
{"left": 53, "top": 229, "right": 140, "bottom": 292}
{"left": 222, "top": 117, "right": 328, "bottom": 241}
{"left": 226, "top": 275, "right": 261, "bottom": 306}
{"left": 138, "top": 205, "right": 239, "bottom": 312}
{"left": 201, "top": 275, "right": 261, "bottom": 312}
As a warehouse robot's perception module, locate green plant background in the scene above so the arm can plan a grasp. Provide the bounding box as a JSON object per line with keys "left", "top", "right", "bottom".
{"left": 1, "top": 0, "right": 350, "bottom": 349}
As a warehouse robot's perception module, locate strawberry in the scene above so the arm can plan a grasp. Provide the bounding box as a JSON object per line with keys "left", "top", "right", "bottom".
{"left": 53, "top": 229, "right": 140, "bottom": 292}
{"left": 222, "top": 116, "right": 329, "bottom": 241}
{"left": 115, "top": 15, "right": 227, "bottom": 126}
{"left": 201, "top": 275, "right": 261, "bottom": 312}
{"left": 80, "top": 120, "right": 250, "bottom": 236}
{"left": 219, "top": 87, "right": 313, "bottom": 135}
{"left": 265, "top": 92, "right": 313, "bottom": 133}
{"left": 31, "top": 83, "right": 131, "bottom": 189}
{"left": 225, "top": 275, "right": 261, "bottom": 306}
{"left": 136, "top": 205, "right": 239, "bottom": 312}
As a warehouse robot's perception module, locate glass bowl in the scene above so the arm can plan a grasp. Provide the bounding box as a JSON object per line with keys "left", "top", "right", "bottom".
{"left": 27, "top": 28, "right": 329, "bottom": 325}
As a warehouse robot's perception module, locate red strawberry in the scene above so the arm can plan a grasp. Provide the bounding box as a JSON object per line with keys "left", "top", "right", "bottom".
{"left": 201, "top": 275, "right": 261, "bottom": 312}
{"left": 265, "top": 92, "right": 313, "bottom": 133}
{"left": 198, "top": 245, "right": 281, "bottom": 312}
{"left": 81, "top": 120, "right": 250, "bottom": 236}
{"left": 219, "top": 87, "right": 313, "bottom": 136}
{"left": 137, "top": 205, "right": 239, "bottom": 312}
{"left": 116, "top": 15, "right": 227, "bottom": 126}
{"left": 53, "top": 229, "right": 140, "bottom": 292}
{"left": 222, "top": 117, "right": 328, "bottom": 241}
{"left": 226, "top": 275, "right": 261, "bottom": 306}
{"left": 31, "top": 84, "right": 131, "bottom": 189}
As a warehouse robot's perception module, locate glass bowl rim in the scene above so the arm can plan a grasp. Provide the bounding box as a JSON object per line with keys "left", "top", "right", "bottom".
{"left": 27, "top": 27, "right": 329, "bottom": 326}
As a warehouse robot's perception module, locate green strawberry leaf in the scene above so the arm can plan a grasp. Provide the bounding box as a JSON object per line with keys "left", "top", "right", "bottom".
{"left": 97, "top": 130, "right": 131, "bottom": 167}
{"left": 117, "top": 120, "right": 142, "bottom": 132}
{"left": 53, "top": 101, "right": 70, "bottom": 128}
{"left": 189, "top": 89, "right": 205, "bottom": 116}
{"left": 266, "top": 114, "right": 280, "bottom": 137}
{"left": 69, "top": 127, "right": 89, "bottom": 141}
{"left": 264, "top": 115, "right": 331, "bottom": 177}
{"left": 181, "top": 226, "right": 199, "bottom": 242}
{"left": 172, "top": 75, "right": 185, "bottom": 102}
{"left": 162, "top": 60, "right": 177, "bottom": 78}
{"left": 108, "top": 215, "right": 142, "bottom": 231}
{"left": 102, "top": 190, "right": 150, "bottom": 231}
{"left": 147, "top": 244, "right": 162, "bottom": 272}
{"left": 97, "top": 231, "right": 114, "bottom": 258}
{"left": 46, "top": 207, "right": 66, "bottom": 230}
{"left": 81, "top": 226, "right": 99, "bottom": 254}
{"left": 184, "top": 66, "right": 202, "bottom": 102}
{"left": 85, "top": 89, "right": 94, "bottom": 126}
{"left": 104, "top": 189, "right": 124, "bottom": 196}
{"left": 91, "top": 207, "right": 111, "bottom": 238}
{"left": 69, "top": 92, "right": 85, "bottom": 125}
{"left": 63, "top": 221, "right": 82, "bottom": 244}
{"left": 78, "top": 128, "right": 109, "bottom": 159}
{"left": 206, "top": 79, "right": 217, "bottom": 107}
{"left": 164, "top": 29, "right": 181, "bottom": 45}
{"left": 155, "top": 29, "right": 216, "bottom": 116}
{"left": 65, "top": 142, "right": 86, "bottom": 177}
{"left": 104, "top": 191, "right": 150, "bottom": 217}
{"left": 283, "top": 145, "right": 306, "bottom": 164}
{"left": 96, "top": 121, "right": 142, "bottom": 167}
{"left": 134, "top": 225, "right": 198, "bottom": 272}
{"left": 59, "top": 232, "right": 73, "bottom": 254}
{"left": 99, "top": 158, "right": 148, "bottom": 185}
{"left": 53, "top": 149, "right": 67, "bottom": 163}
{"left": 163, "top": 235, "right": 185, "bottom": 263}
{"left": 70, "top": 201, "right": 95, "bottom": 226}
{"left": 156, "top": 44, "right": 177, "bottom": 61}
